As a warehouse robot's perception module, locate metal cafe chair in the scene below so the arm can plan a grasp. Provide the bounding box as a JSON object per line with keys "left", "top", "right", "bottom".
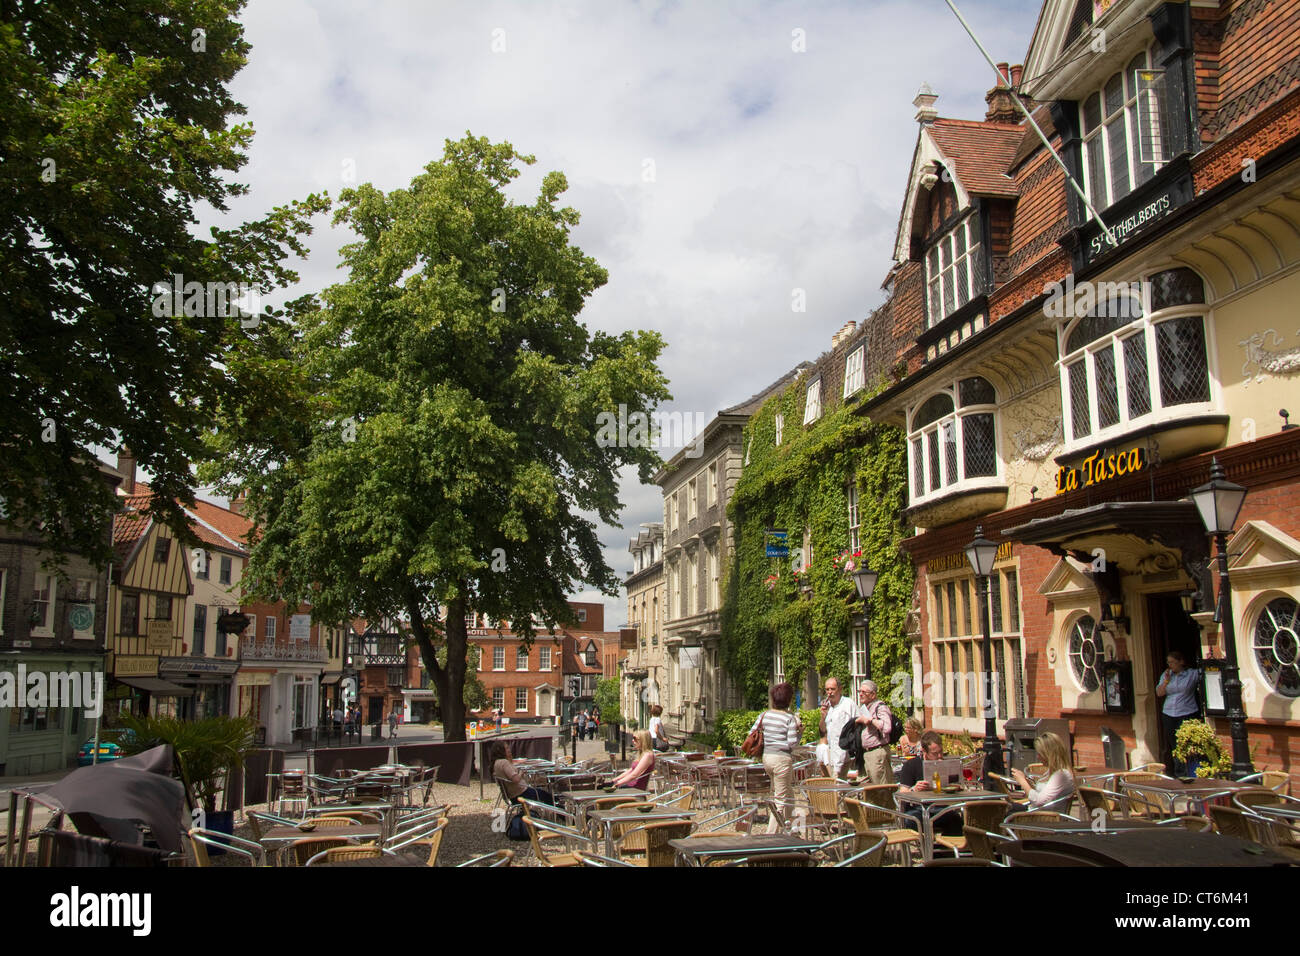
{"left": 456, "top": 849, "right": 515, "bottom": 867}
{"left": 304, "top": 845, "right": 398, "bottom": 866}
{"left": 188, "top": 828, "right": 267, "bottom": 867}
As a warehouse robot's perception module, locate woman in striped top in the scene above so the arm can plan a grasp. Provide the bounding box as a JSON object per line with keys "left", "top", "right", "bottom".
{"left": 750, "top": 682, "right": 803, "bottom": 833}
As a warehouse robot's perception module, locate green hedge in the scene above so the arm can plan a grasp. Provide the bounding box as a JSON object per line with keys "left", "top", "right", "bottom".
{"left": 714, "top": 709, "right": 821, "bottom": 752}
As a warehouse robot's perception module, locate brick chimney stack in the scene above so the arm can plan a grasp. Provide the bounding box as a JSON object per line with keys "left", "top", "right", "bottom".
{"left": 913, "top": 83, "right": 938, "bottom": 124}
{"left": 985, "top": 63, "right": 1023, "bottom": 124}
{"left": 832, "top": 320, "right": 857, "bottom": 349}
{"left": 230, "top": 489, "right": 248, "bottom": 515}
{"left": 117, "top": 448, "right": 136, "bottom": 495}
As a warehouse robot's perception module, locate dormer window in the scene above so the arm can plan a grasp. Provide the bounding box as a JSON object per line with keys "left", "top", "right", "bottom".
{"left": 843, "top": 345, "right": 865, "bottom": 397}
{"left": 926, "top": 215, "right": 982, "bottom": 327}
{"left": 803, "top": 379, "right": 822, "bottom": 424}
{"left": 1080, "top": 47, "right": 1163, "bottom": 211}
{"left": 907, "top": 376, "right": 999, "bottom": 504}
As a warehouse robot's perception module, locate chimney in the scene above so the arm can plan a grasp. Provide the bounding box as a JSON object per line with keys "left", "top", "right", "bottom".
{"left": 832, "top": 320, "right": 857, "bottom": 349}
{"left": 1010, "top": 64, "right": 1023, "bottom": 88}
{"left": 230, "top": 489, "right": 248, "bottom": 515}
{"left": 985, "top": 63, "right": 1022, "bottom": 124}
{"left": 117, "top": 448, "right": 136, "bottom": 495}
{"left": 913, "top": 83, "right": 938, "bottom": 124}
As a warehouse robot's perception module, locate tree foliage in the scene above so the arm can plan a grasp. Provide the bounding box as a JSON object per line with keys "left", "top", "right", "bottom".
{"left": 202, "top": 134, "right": 670, "bottom": 741}
{"left": 720, "top": 371, "right": 915, "bottom": 707}
{"left": 593, "top": 677, "right": 622, "bottom": 726}
{"left": 0, "top": 0, "right": 327, "bottom": 562}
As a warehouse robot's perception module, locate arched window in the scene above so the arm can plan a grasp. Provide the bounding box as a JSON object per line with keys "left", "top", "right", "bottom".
{"left": 1059, "top": 268, "right": 1211, "bottom": 447}
{"left": 1252, "top": 596, "right": 1300, "bottom": 698}
{"left": 907, "top": 377, "right": 999, "bottom": 504}
{"left": 1067, "top": 615, "right": 1102, "bottom": 692}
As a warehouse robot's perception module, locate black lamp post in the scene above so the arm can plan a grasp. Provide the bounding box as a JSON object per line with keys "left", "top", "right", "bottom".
{"left": 965, "top": 526, "right": 1003, "bottom": 785}
{"left": 851, "top": 566, "right": 879, "bottom": 680}
{"left": 1190, "top": 458, "right": 1253, "bottom": 779}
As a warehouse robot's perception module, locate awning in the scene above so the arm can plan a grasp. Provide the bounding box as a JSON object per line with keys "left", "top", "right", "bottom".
{"left": 116, "top": 677, "right": 194, "bottom": 697}
{"left": 320, "top": 674, "right": 343, "bottom": 685}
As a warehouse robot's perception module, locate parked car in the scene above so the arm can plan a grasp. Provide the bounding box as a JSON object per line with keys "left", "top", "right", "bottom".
{"left": 77, "top": 739, "right": 123, "bottom": 766}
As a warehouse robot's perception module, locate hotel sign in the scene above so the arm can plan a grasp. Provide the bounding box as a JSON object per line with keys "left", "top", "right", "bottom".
{"left": 929, "top": 541, "right": 1013, "bottom": 574}
{"left": 1056, "top": 445, "right": 1146, "bottom": 494}
{"left": 146, "top": 621, "right": 174, "bottom": 654}
{"left": 116, "top": 655, "right": 159, "bottom": 677}
{"left": 1078, "top": 166, "right": 1193, "bottom": 269}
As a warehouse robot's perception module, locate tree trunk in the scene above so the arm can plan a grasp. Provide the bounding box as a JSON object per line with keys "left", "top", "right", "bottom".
{"left": 441, "top": 591, "right": 469, "bottom": 741}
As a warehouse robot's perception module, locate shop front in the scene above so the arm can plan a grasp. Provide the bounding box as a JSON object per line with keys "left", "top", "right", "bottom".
{"left": 158, "top": 657, "right": 238, "bottom": 719}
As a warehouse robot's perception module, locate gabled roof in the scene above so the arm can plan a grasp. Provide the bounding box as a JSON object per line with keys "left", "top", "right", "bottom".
{"left": 927, "top": 119, "right": 1023, "bottom": 198}
{"left": 112, "top": 494, "right": 154, "bottom": 568}
{"left": 894, "top": 119, "right": 1022, "bottom": 263}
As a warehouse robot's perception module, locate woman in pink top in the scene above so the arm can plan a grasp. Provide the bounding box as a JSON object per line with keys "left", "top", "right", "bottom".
{"left": 613, "top": 731, "right": 656, "bottom": 789}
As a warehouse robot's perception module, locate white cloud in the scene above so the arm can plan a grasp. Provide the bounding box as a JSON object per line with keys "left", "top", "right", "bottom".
{"left": 213, "top": 0, "right": 1042, "bottom": 593}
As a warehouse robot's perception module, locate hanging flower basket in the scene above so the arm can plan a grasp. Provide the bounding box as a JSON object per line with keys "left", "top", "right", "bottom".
{"left": 764, "top": 574, "right": 778, "bottom": 593}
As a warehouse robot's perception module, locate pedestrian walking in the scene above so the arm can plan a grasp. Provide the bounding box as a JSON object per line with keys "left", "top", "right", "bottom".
{"left": 749, "top": 682, "right": 802, "bottom": 833}
{"left": 388, "top": 709, "right": 400, "bottom": 740}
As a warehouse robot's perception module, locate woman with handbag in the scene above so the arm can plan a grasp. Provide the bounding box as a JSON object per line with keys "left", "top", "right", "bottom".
{"left": 747, "top": 682, "right": 802, "bottom": 833}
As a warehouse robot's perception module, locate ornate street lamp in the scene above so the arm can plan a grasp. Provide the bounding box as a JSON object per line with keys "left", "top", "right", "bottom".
{"left": 1190, "top": 458, "right": 1253, "bottom": 778}
{"left": 851, "top": 566, "right": 878, "bottom": 680}
{"left": 965, "top": 526, "right": 1003, "bottom": 785}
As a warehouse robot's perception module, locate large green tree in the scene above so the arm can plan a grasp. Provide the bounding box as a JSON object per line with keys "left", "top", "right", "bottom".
{"left": 0, "top": 0, "right": 325, "bottom": 561}
{"left": 204, "top": 135, "right": 669, "bottom": 741}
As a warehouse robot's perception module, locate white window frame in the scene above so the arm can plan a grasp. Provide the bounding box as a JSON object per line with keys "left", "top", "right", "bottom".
{"left": 775, "top": 413, "right": 784, "bottom": 447}
{"left": 926, "top": 215, "right": 982, "bottom": 327}
{"left": 688, "top": 478, "right": 698, "bottom": 520}
{"left": 669, "top": 492, "right": 678, "bottom": 533}
{"left": 930, "top": 568, "right": 1027, "bottom": 725}
{"left": 516, "top": 648, "right": 529, "bottom": 671}
{"left": 773, "top": 636, "right": 785, "bottom": 685}
{"left": 843, "top": 344, "right": 866, "bottom": 397}
{"left": 515, "top": 687, "right": 528, "bottom": 712}
{"left": 1079, "top": 46, "right": 1163, "bottom": 212}
{"left": 492, "top": 687, "right": 505, "bottom": 710}
{"left": 906, "top": 378, "right": 1001, "bottom": 507}
{"left": 1057, "top": 273, "right": 1214, "bottom": 455}
{"left": 264, "top": 616, "right": 276, "bottom": 640}
{"left": 540, "top": 646, "right": 552, "bottom": 672}
{"left": 850, "top": 626, "right": 868, "bottom": 690}
{"left": 493, "top": 646, "right": 505, "bottom": 671}
{"left": 577, "top": 608, "right": 587, "bottom": 623}
{"left": 803, "top": 379, "right": 822, "bottom": 424}
{"left": 686, "top": 551, "right": 697, "bottom": 617}
{"left": 708, "top": 543, "right": 719, "bottom": 611}
{"left": 707, "top": 461, "right": 718, "bottom": 506}
{"left": 847, "top": 483, "right": 860, "bottom": 553}
{"left": 31, "top": 572, "right": 56, "bottom": 636}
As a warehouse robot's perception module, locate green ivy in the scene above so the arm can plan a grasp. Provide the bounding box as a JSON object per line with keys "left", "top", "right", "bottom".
{"left": 721, "top": 371, "right": 915, "bottom": 708}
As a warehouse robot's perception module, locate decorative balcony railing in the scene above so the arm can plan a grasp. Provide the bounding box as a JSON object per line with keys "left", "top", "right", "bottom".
{"left": 239, "top": 639, "right": 327, "bottom": 663}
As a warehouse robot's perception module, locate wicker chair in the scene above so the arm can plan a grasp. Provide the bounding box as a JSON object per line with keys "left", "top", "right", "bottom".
{"left": 694, "top": 805, "right": 757, "bottom": 834}
{"left": 934, "top": 798, "right": 1011, "bottom": 855}
{"left": 289, "top": 836, "right": 354, "bottom": 867}
{"left": 1026, "top": 762, "right": 1047, "bottom": 776}
{"left": 277, "top": 772, "right": 309, "bottom": 817}
{"left": 659, "top": 785, "right": 695, "bottom": 810}
{"left": 310, "top": 816, "right": 366, "bottom": 828}
{"left": 818, "top": 831, "right": 888, "bottom": 867}
{"left": 1233, "top": 788, "right": 1300, "bottom": 814}
{"left": 315, "top": 809, "right": 383, "bottom": 825}
{"left": 845, "top": 796, "right": 920, "bottom": 866}
{"left": 388, "top": 815, "right": 449, "bottom": 864}
{"left": 1000, "top": 810, "right": 1077, "bottom": 839}
{"left": 523, "top": 816, "right": 591, "bottom": 867}
{"left": 858, "top": 783, "right": 901, "bottom": 809}
{"left": 962, "top": 826, "right": 1005, "bottom": 862}
{"left": 304, "top": 844, "right": 386, "bottom": 866}
{"left": 245, "top": 810, "right": 298, "bottom": 843}
{"left": 1208, "top": 805, "right": 1262, "bottom": 842}
{"left": 189, "top": 828, "right": 266, "bottom": 867}
{"left": 456, "top": 849, "right": 515, "bottom": 867}
{"left": 575, "top": 850, "right": 639, "bottom": 867}
{"left": 637, "top": 820, "right": 695, "bottom": 867}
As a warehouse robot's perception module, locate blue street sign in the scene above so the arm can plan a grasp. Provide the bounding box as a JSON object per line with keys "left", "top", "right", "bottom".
{"left": 765, "top": 529, "right": 789, "bottom": 558}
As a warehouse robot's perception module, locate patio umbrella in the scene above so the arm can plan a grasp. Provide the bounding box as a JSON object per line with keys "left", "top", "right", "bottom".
{"left": 39, "top": 745, "right": 188, "bottom": 852}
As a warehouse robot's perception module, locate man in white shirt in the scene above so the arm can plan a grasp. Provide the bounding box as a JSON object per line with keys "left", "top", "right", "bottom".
{"left": 817, "top": 677, "right": 856, "bottom": 778}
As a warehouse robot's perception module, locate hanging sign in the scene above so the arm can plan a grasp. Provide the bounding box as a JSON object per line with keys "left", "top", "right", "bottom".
{"left": 764, "top": 529, "right": 789, "bottom": 558}
{"left": 1055, "top": 445, "right": 1146, "bottom": 494}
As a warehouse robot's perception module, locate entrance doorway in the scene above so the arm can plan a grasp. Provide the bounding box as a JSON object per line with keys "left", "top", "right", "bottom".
{"left": 1145, "top": 593, "right": 1203, "bottom": 769}
{"left": 537, "top": 689, "right": 552, "bottom": 719}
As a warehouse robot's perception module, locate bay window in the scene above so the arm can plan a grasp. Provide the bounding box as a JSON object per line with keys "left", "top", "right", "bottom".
{"left": 907, "top": 376, "right": 999, "bottom": 505}
{"left": 926, "top": 215, "right": 982, "bottom": 326}
{"left": 1080, "top": 48, "right": 1164, "bottom": 212}
{"left": 1059, "top": 268, "right": 1211, "bottom": 447}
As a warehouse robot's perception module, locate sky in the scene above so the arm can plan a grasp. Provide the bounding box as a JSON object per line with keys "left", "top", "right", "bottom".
{"left": 197, "top": 0, "right": 1044, "bottom": 627}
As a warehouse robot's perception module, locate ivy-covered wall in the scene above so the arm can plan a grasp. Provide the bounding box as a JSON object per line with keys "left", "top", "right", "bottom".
{"left": 720, "top": 366, "right": 915, "bottom": 709}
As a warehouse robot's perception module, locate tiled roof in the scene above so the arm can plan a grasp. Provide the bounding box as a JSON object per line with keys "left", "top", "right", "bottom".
{"left": 1008, "top": 105, "right": 1056, "bottom": 170}
{"left": 111, "top": 494, "right": 153, "bottom": 567}
{"left": 188, "top": 498, "right": 253, "bottom": 549}
{"left": 928, "top": 118, "right": 1024, "bottom": 198}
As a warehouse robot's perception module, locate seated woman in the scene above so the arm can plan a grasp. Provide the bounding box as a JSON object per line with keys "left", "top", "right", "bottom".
{"left": 896, "top": 718, "right": 925, "bottom": 759}
{"left": 491, "top": 740, "right": 553, "bottom": 805}
{"left": 612, "top": 730, "right": 656, "bottom": 789}
{"left": 1011, "top": 732, "right": 1076, "bottom": 811}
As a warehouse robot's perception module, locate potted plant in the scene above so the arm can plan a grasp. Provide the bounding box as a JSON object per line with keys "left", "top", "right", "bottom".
{"left": 118, "top": 713, "right": 259, "bottom": 841}
{"left": 1172, "top": 719, "right": 1231, "bottom": 778}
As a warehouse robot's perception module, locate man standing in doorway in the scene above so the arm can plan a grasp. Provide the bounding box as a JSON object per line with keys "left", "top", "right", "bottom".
{"left": 854, "top": 680, "right": 894, "bottom": 783}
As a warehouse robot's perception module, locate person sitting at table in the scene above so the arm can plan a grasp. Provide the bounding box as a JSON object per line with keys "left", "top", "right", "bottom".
{"left": 897, "top": 717, "right": 925, "bottom": 759}
{"left": 897, "top": 731, "right": 963, "bottom": 837}
{"left": 1010, "top": 732, "right": 1076, "bottom": 811}
{"left": 491, "top": 741, "right": 553, "bottom": 805}
{"left": 612, "top": 730, "right": 656, "bottom": 789}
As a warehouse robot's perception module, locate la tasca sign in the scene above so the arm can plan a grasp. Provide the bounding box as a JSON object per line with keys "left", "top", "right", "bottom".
{"left": 1056, "top": 446, "right": 1146, "bottom": 494}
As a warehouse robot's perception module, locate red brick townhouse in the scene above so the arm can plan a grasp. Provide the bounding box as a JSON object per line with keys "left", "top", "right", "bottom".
{"left": 858, "top": 0, "right": 1300, "bottom": 772}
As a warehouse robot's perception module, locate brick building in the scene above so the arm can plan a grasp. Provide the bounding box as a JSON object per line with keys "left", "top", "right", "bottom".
{"left": 856, "top": 0, "right": 1300, "bottom": 772}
